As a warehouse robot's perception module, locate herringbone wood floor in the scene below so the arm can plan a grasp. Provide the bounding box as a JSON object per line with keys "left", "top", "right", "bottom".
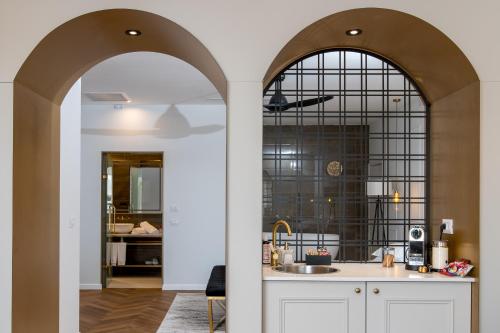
{"left": 80, "top": 289, "right": 177, "bottom": 333}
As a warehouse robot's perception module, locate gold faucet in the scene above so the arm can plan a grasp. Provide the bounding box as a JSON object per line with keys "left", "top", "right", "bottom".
{"left": 271, "top": 220, "right": 292, "bottom": 267}
{"left": 272, "top": 220, "right": 292, "bottom": 248}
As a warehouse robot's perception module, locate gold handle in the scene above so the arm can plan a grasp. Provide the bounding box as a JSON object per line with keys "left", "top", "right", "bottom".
{"left": 354, "top": 288, "right": 361, "bottom": 294}
{"left": 373, "top": 288, "right": 380, "bottom": 294}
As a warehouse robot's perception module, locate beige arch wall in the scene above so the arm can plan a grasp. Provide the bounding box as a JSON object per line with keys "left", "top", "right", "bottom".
{"left": 263, "top": 8, "right": 480, "bottom": 332}
{"left": 13, "top": 9, "right": 227, "bottom": 333}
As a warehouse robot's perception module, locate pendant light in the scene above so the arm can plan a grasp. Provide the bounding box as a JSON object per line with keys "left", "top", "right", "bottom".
{"left": 393, "top": 189, "right": 400, "bottom": 204}
{"left": 392, "top": 98, "right": 401, "bottom": 204}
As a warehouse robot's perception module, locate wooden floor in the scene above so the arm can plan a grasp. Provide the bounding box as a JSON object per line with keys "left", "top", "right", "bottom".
{"left": 80, "top": 289, "right": 176, "bottom": 333}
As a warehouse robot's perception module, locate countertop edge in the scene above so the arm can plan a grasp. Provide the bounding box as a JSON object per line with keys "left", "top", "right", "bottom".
{"left": 262, "top": 264, "right": 476, "bottom": 283}
{"left": 263, "top": 276, "right": 476, "bottom": 283}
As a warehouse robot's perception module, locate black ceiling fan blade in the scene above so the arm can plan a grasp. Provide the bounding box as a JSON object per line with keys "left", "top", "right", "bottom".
{"left": 263, "top": 104, "right": 285, "bottom": 112}
{"left": 264, "top": 95, "right": 333, "bottom": 112}
{"left": 285, "top": 95, "right": 334, "bottom": 109}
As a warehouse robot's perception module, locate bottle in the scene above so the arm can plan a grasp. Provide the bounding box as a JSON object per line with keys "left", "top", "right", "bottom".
{"left": 282, "top": 242, "right": 294, "bottom": 265}
{"left": 262, "top": 240, "right": 271, "bottom": 264}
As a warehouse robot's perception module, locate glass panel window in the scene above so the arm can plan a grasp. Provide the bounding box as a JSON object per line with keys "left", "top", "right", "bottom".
{"left": 263, "top": 50, "right": 428, "bottom": 263}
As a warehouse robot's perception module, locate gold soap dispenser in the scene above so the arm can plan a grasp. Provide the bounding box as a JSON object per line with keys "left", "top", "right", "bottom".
{"left": 271, "top": 248, "right": 280, "bottom": 267}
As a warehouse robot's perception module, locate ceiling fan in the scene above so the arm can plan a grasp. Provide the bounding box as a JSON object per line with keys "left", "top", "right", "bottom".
{"left": 264, "top": 75, "right": 334, "bottom": 112}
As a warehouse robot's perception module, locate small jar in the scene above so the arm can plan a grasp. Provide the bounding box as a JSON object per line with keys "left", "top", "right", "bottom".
{"left": 432, "top": 240, "right": 449, "bottom": 270}
{"left": 382, "top": 247, "right": 395, "bottom": 267}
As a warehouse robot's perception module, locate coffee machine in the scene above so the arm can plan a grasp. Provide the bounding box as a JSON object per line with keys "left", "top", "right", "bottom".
{"left": 406, "top": 225, "right": 426, "bottom": 270}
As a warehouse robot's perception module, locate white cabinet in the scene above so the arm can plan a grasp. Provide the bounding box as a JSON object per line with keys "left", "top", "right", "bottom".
{"left": 366, "top": 282, "right": 471, "bottom": 333}
{"left": 263, "top": 281, "right": 365, "bottom": 333}
{"left": 264, "top": 281, "right": 472, "bottom": 333}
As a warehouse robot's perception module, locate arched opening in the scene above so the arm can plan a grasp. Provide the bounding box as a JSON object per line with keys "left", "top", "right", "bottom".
{"left": 263, "top": 7, "right": 479, "bottom": 331}
{"left": 13, "top": 9, "right": 227, "bottom": 333}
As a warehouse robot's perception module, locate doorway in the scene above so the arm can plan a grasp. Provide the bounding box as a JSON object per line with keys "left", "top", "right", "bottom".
{"left": 102, "top": 152, "right": 164, "bottom": 289}
{"left": 73, "top": 50, "right": 226, "bottom": 331}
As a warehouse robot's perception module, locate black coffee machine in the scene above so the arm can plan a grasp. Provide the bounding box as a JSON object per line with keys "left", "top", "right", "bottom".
{"left": 406, "top": 225, "right": 426, "bottom": 270}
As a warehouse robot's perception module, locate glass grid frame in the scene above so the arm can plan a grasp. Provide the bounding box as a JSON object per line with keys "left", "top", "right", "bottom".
{"left": 262, "top": 49, "right": 429, "bottom": 263}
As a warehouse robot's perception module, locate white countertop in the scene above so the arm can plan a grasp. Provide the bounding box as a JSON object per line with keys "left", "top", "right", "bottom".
{"left": 263, "top": 263, "right": 475, "bottom": 283}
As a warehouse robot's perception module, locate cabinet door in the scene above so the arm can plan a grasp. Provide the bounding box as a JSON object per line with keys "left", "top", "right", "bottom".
{"left": 366, "top": 282, "right": 471, "bottom": 333}
{"left": 264, "top": 281, "right": 365, "bottom": 333}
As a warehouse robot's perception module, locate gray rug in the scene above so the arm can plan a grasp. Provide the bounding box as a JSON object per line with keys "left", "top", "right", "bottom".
{"left": 157, "top": 293, "right": 225, "bottom": 333}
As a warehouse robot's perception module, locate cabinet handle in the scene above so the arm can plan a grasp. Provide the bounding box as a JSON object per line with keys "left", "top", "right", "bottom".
{"left": 373, "top": 288, "right": 380, "bottom": 294}
{"left": 354, "top": 288, "right": 361, "bottom": 294}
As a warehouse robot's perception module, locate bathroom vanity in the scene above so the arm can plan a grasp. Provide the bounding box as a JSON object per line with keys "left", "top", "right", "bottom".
{"left": 263, "top": 264, "right": 474, "bottom": 333}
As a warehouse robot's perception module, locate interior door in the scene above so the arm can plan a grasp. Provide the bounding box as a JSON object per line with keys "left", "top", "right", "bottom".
{"left": 100, "top": 154, "right": 113, "bottom": 288}
{"left": 366, "top": 282, "right": 471, "bottom": 333}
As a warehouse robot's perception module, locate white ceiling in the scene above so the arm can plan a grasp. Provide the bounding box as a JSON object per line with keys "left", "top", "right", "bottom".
{"left": 81, "top": 52, "right": 222, "bottom": 105}
{"left": 81, "top": 51, "right": 425, "bottom": 126}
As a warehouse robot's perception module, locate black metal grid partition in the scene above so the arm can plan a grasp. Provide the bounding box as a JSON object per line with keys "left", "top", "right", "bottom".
{"left": 263, "top": 49, "right": 428, "bottom": 263}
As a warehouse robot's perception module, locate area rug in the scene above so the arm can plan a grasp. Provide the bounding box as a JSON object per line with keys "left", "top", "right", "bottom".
{"left": 156, "top": 293, "right": 225, "bottom": 332}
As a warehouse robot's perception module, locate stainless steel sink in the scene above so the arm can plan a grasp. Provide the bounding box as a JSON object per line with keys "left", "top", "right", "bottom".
{"left": 272, "top": 265, "right": 338, "bottom": 274}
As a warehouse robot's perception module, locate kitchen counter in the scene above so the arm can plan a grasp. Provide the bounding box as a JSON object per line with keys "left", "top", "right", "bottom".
{"left": 264, "top": 263, "right": 474, "bottom": 332}
{"left": 263, "top": 263, "right": 475, "bottom": 282}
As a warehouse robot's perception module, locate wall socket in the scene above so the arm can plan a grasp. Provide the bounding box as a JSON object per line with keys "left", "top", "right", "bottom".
{"left": 442, "top": 218, "right": 454, "bottom": 234}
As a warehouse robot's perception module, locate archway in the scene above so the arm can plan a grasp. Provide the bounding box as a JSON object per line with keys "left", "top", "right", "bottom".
{"left": 263, "top": 7, "right": 479, "bottom": 331}
{"left": 13, "top": 9, "right": 226, "bottom": 333}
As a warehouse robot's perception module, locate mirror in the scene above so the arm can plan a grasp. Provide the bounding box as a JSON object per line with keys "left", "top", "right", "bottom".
{"left": 104, "top": 152, "right": 163, "bottom": 213}
{"left": 130, "top": 167, "right": 162, "bottom": 212}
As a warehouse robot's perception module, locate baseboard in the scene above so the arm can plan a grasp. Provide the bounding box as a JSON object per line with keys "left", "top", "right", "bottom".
{"left": 162, "top": 283, "right": 205, "bottom": 291}
{"left": 80, "top": 283, "right": 102, "bottom": 290}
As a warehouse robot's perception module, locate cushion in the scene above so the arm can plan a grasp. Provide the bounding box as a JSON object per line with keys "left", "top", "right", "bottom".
{"left": 206, "top": 265, "right": 226, "bottom": 297}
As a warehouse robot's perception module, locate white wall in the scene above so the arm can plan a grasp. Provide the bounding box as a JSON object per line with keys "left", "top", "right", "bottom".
{"left": 1, "top": 1, "right": 498, "bottom": 82}
{"left": 80, "top": 104, "right": 226, "bottom": 290}
{"left": 0, "top": 83, "right": 13, "bottom": 333}
{"left": 226, "top": 81, "right": 263, "bottom": 332}
{"left": 59, "top": 80, "right": 81, "bottom": 333}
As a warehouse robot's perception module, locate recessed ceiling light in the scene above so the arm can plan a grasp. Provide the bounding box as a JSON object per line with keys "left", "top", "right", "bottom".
{"left": 125, "top": 29, "right": 141, "bottom": 36}
{"left": 346, "top": 28, "right": 362, "bottom": 36}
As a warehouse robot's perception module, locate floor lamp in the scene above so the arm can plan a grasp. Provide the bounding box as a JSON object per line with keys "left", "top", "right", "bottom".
{"left": 367, "top": 181, "right": 386, "bottom": 246}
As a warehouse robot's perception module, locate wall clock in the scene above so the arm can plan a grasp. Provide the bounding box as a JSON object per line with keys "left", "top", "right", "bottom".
{"left": 326, "top": 161, "right": 343, "bottom": 176}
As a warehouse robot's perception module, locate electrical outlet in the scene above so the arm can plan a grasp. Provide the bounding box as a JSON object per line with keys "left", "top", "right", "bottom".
{"left": 442, "top": 218, "right": 454, "bottom": 234}
{"left": 68, "top": 216, "right": 79, "bottom": 229}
